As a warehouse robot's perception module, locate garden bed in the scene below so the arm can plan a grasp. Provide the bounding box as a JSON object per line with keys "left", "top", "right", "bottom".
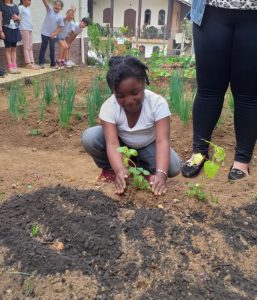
{"left": 0, "top": 66, "right": 256, "bottom": 300}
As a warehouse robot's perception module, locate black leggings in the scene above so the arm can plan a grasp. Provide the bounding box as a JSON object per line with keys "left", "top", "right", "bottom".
{"left": 193, "top": 5, "right": 257, "bottom": 163}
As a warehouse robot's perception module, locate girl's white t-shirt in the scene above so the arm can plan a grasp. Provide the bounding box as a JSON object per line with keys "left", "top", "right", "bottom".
{"left": 18, "top": 5, "right": 32, "bottom": 31}
{"left": 99, "top": 89, "right": 171, "bottom": 149}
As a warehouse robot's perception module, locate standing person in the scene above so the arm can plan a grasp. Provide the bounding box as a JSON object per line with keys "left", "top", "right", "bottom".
{"left": 38, "top": 0, "right": 64, "bottom": 69}
{"left": 19, "top": 0, "right": 39, "bottom": 69}
{"left": 64, "top": 17, "right": 89, "bottom": 67}
{"left": 181, "top": 1, "right": 257, "bottom": 181}
{"left": 56, "top": 7, "right": 76, "bottom": 67}
{"left": 0, "top": 0, "right": 22, "bottom": 74}
{"left": 81, "top": 56, "right": 181, "bottom": 196}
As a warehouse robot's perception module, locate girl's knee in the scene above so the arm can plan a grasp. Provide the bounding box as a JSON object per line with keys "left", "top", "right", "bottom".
{"left": 81, "top": 126, "right": 104, "bottom": 153}
{"left": 168, "top": 150, "right": 182, "bottom": 177}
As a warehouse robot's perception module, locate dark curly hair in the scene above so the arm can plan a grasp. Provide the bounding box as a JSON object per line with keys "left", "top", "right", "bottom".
{"left": 106, "top": 56, "right": 149, "bottom": 92}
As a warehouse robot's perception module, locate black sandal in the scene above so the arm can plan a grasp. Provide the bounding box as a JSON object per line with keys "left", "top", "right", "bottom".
{"left": 181, "top": 154, "right": 208, "bottom": 178}
{"left": 228, "top": 167, "right": 249, "bottom": 181}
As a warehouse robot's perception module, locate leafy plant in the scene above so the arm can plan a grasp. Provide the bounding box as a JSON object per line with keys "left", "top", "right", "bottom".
{"left": 186, "top": 183, "right": 206, "bottom": 201}
{"left": 31, "top": 224, "right": 40, "bottom": 237}
{"left": 117, "top": 146, "right": 151, "bottom": 190}
{"left": 43, "top": 76, "right": 54, "bottom": 106}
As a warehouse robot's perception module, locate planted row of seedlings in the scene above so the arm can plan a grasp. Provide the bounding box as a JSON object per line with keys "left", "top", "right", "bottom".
{"left": 8, "top": 74, "right": 77, "bottom": 128}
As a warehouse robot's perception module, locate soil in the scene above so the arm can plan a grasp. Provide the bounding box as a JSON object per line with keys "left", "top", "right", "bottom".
{"left": 0, "top": 66, "right": 257, "bottom": 300}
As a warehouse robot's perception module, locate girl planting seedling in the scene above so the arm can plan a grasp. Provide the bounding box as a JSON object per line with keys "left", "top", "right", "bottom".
{"left": 82, "top": 55, "right": 181, "bottom": 195}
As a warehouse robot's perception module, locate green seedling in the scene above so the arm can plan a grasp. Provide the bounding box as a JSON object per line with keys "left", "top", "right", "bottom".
{"left": 117, "top": 146, "right": 151, "bottom": 191}
{"left": 75, "top": 111, "right": 83, "bottom": 120}
{"left": 30, "top": 128, "right": 42, "bottom": 136}
{"left": 43, "top": 77, "right": 54, "bottom": 106}
{"left": 185, "top": 141, "right": 225, "bottom": 203}
{"left": 32, "top": 79, "right": 40, "bottom": 99}
{"left": 9, "top": 83, "right": 29, "bottom": 119}
{"left": 31, "top": 224, "right": 40, "bottom": 237}
{"left": 186, "top": 183, "right": 206, "bottom": 201}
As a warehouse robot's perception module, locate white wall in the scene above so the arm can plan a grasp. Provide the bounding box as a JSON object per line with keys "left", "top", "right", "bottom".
{"left": 93, "top": 0, "right": 169, "bottom": 28}
{"left": 93, "top": 0, "right": 110, "bottom": 25}
{"left": 113, "top": 0, "right": 138, "bottom": 28}
{"left": 132, "top": 41, "right": 167, "bottom": 58}
{"left": 141, "top": 0, "right": 168, "bottom": 28}
{"left": 0, "top": 0, "right": 88, "bottom": 46}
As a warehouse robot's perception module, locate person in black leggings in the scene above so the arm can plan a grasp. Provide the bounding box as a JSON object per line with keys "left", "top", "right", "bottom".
{"left": 182, "top": 5, "right": 257, "bottom": 180}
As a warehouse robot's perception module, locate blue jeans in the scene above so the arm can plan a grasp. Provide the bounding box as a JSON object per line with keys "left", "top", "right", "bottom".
{"left": 81, "top": 126, "right": 182, "bottom": 177}
{"left": 38, "top": 34, "right": 56, "bottom": 67}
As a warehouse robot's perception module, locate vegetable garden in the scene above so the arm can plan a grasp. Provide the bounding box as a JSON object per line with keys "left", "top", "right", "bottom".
{"left": 0, "top": 54, "right": 256, "bottom": 299}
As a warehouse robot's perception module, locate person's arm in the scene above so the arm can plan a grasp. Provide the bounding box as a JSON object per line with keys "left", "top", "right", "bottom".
{"left": 150, "top": 116, "right": 170, "bottom": 195}
{"left": 67, "top": 31, "right": 78, "bottom": 46}
{"left": 42, "top": 0, "right": 50, "bottom": 10}
{"left": 0, "top": 11, "right": 5, "bottom": 40}
{"left": 50, "top": 25, "right": 62, "bottom": 39}
{"left": 102, "top": 120, "right": 128, "bottom": 194}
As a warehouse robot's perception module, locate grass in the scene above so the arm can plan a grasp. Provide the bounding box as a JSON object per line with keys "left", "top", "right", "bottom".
{"left": 8, "top": 83, "right": 29, "bottom": 119}
{"left": 169, "top": 69, "right": 193, "bottom": 124}
{"left": 85, "top": 76, "right": 111, "bottom": 127}
{"left": 57, "top": 75, "right": 77, "bottom": 128}
{"left": 43, "top": 76, "right": 54, "bottom": 106}
{"left": 32, "top": 79, "right": 40, "bottom": 99}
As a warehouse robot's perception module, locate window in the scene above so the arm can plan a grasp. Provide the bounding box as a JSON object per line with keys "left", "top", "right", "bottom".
{"left": 144, "top": 9, "right": 151, "bottom": 25}
{"left": 103, "top": 8, "right": 111, "bottom": 23}
{"left": 153, "top": 46, "right": 160, "bottom": 54}
{"left": 158, "top": 10, "right": 165, "bottom": 25}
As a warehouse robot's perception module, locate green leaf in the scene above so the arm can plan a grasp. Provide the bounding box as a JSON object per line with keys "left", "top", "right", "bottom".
{"left": 204, "top": 161, "right": 219, "bottom": 179}
{"left": 128, "top": 167, "right": 140, "bottom": 175}
{"left": 128, "top": 149, "right": 138, "bottom": 157}
{"left": 117, "top": 146, "right": 128, "bottom": 154}
{"left": 142, "top": 170, "right": 150, "bottom": 176}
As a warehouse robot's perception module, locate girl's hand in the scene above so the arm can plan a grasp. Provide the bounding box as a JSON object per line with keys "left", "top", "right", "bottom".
{"left": 12, "top": 14, "right": 20, "bottom": 21}
{"left": 0, "top": 32, "right": 5, "bottom": 40}
{"left": 50, "top": 33, "right": 56, "bottom": 39}
{"left": 114, "top": 169, "right": 128, "bottom": 195}
{"left": 150, "top": 173, "right": 167, "bottom": 196}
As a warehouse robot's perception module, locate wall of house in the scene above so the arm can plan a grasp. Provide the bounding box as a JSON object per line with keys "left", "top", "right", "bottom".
{"left": 93, "top": 0, "right": 169, "bottom": 29}
{"left": 0, "top": 0, "right": 88, "bottom": 67}
{"left": 92, "top": 0, "right": 111, "bottom": 24}
{"left": 141, "top": 0, "right": 168, "bottom": 28}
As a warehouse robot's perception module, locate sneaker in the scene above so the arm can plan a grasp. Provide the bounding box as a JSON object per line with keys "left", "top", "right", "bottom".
{"left": 181, "top": 153, "right": 208, "bottom": 178}
{"left": 64, "top": 60, "right": 76, "bottom": 67}
{"left": 98, "top": 169, "right": 116, "bottom": 182}
{"left": 228, "top": 167, "right": 249, "bottom": 181}
{"left": 39, "top": 64, "right": 45, "bottom": 69}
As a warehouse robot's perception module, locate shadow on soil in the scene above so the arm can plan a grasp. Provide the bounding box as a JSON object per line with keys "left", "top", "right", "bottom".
{"left": 0, "top": 186, "right": 256, "bottom": 300}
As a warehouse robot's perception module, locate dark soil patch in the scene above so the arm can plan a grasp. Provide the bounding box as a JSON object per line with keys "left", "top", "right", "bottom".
{"left": 0, "top": 186, "right": 257, "bottom": 299}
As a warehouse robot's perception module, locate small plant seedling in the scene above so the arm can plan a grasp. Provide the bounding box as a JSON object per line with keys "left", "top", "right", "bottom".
{"left": 30, "top": 128, "right": 42, "bottom": 136}
{"left": 185, "top": 141, "right": 225, "bottom": 203}
{"left": 75, "top": 111, "right": 83, "bottom": 120}
{"left": 31, "top": 224, "right": 40, "bottom": 237}
{"left": 117, "top": 146, "right": 151, "bottom": 191}
{"left": 186, "top": 183, "right": 206, "bottom": 201}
